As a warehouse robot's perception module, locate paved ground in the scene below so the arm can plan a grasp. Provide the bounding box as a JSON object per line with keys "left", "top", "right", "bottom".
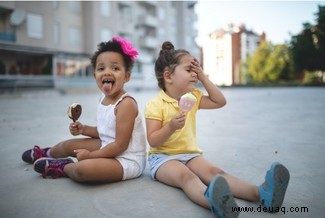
{"left": 0, "top": 86, "right": 324, "bottom": 218}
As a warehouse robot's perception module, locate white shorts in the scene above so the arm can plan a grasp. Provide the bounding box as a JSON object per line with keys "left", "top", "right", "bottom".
{"left": 116, "top": 154, "right": 146, "bottom": 180}
{"left": 148, "top": 153, "right": 201, "bottom": 180}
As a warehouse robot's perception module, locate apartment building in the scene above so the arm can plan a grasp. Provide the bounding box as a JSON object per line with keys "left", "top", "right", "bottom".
{"left": 203, "top": 24, "right": 265, "bottom": 86}
{"left": 0, "top": 1, "right": 199, "bottom": 89}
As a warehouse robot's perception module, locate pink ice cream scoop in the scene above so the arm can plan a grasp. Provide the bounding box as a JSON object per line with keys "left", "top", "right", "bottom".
{"left": 179, "top": 93, "right": 197, "bottom": 113}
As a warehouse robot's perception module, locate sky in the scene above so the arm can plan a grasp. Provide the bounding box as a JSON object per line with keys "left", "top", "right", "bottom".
{"left": 195, "top": 0, "right": 325, "bottom": 46}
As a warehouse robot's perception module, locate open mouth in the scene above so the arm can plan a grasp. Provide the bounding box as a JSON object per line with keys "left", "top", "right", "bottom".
{"left": 102, "top": 79, "right": 115, "bottom": 92}
{"left": 102, "top": 79, "right": 115, "bottom": 85}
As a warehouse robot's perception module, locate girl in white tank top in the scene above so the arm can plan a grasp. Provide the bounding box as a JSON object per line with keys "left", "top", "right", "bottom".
{"left": 26, "top": 36, "right": 146, "bottom": 182}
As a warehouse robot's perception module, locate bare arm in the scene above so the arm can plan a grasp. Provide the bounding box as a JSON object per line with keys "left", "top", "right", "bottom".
{"left": 81, "top": 125, "right": 99, "bottom": 138}
{"left": 87, "top": 97, "right": 137, "bottom": 158}
{"left": 69, "top": 122, "right": 99, "bottom": 138}
{"left": 191, "top": 58, "right": 227, "bottom": 109}
{"left": 146, "top": 113, "right": 185, "bottom": 148}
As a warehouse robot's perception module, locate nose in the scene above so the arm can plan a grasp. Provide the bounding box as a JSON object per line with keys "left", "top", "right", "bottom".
{"left": 103, "top": 68, "right": 112, "bottom": 76}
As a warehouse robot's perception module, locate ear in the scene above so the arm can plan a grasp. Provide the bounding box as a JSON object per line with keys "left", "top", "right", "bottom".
{"left": 163, "top": 70, "right": 173, "bottom": 84}
{"left": 124, "top": 71, "right": 131, "bottom": 82}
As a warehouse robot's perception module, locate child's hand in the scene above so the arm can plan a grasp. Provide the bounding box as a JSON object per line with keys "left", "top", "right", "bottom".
{"left": 69, "top": 121, "right": 83, "bottom": 136}
{"left": 191, "top": 58, "right": 205, "bottom": 82}
{"left": 74, "top": 149, "right": 90, "bottom": 161}
{"left": 169, "top": 113, "right": 186, "bottom": 131}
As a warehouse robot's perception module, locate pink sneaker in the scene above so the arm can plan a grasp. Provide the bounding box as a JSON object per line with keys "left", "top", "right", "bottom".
{"left": 22, "top": 145, "right": 51, "bottom": 164}
{"left": 34, "top": 157, "right": 74, "bottom": 179}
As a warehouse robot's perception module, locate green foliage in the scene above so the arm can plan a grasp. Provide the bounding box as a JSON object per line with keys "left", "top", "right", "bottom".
{"left": 242, "top": 5, "right": 324, "bottom": 85}
{"left": 245, "top": 41, "right": 293, "bottom": 83}
{"left": 315, "top": 5, "right": 325, "bottom": 71}
{"left": 290, "top": 5, "right": 325, "bottom": 73}
{"left": 302, "top": 71, "right": 323, "bottom": 84}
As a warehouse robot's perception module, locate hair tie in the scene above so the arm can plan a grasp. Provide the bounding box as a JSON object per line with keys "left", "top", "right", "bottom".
{"left": 113, "top": 36, "right": 139, "bottom": 62}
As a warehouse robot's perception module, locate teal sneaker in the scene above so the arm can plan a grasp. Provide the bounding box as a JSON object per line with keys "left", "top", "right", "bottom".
{"left": 204, "top": 175, "right": 239, "bottom": 218}
{"left": 259, "top": 162, "right": 290, "bottom": 212}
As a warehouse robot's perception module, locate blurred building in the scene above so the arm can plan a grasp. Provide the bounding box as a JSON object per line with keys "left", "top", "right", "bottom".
{"left": 203, "top": 24, "right": 265, "bottom": 86}
{"left": 0, "top": 1, "right": 199, "bottom": 89}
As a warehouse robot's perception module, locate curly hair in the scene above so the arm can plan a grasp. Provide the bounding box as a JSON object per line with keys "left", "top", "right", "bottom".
{"left": 154, "top": 41, "right": 190, "bottom": 91}
{"left": 90, "top": 40, "right": 134, "bottom": 72}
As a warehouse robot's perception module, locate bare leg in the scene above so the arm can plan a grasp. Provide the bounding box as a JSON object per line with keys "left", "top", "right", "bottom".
{"left": 49, "top": 138, "right": 101, "bottom": 158}
{"left": 187, "top": 157, "right": 259, "bottom": 202}
{"left": 222, "top": 173, "right": 259, "bottom": 201}
{"left": 155, "top": 160, "right": 210, "bottom": 208}
{"left": 64, "top": 158, "right": 123, "bottom": 182}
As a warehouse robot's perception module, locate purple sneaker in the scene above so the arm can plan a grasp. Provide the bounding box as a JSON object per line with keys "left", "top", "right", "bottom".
{"left": 34, "top": 157, "right": 74, "bottom": 179}
{"left": 22, "top": 145, "right": 51, "bottom": 164}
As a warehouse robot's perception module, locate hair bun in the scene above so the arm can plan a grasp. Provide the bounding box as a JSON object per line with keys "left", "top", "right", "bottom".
{"left": 159, "top": 41, "right": 174, "bottom": 56}
{"left": 162, "top": 41, "right": 174, "bottom": 51}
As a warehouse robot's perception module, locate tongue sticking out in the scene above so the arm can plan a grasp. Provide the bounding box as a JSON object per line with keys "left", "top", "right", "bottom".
{"left": 103, "top": 82, "right": 113, "bottom": 93}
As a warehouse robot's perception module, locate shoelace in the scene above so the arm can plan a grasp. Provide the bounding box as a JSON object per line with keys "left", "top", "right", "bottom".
{"left": 33, "top": 146, "right": 45, "bottom": 160}
{"left": 42, "top": 166, "right": 65, "bottom": 179}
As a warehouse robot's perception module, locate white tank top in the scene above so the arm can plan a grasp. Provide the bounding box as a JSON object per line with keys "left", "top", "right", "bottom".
{"left": 97, "top": 93, "right": 146, "bottom": 157}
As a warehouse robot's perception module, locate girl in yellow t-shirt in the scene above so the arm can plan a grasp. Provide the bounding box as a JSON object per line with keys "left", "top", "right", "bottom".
{"left": 144, "top": 41, "right": 290, "bottom": 218}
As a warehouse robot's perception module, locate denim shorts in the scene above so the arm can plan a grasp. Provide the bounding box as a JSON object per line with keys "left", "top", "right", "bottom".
{"left": 148, "top": 153, "right": 201, "bottom": 180}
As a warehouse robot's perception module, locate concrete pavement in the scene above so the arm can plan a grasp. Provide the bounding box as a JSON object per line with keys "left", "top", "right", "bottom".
{"left": 0, "top": 86, "right": 324, "bottom": 218}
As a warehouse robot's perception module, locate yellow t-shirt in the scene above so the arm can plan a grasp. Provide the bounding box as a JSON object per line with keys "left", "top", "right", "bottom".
{"left": 144, "top": 89, "right": 203, "bottom": 156}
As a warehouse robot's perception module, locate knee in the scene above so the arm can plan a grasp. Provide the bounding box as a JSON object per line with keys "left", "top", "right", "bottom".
{"left": 210, "top": 166, "right": 225, "bottom": 176}
{"left": 179, "top": 171, "right": 198, "bottom": 185}
{"left": 54, "top": 141, "right": 66, "bottom": 153}
{"left": 56, "top": 140, "right": 74, "bottom": 156}
{"left": 69, "top": 164, "right": 88, "bottom": 182}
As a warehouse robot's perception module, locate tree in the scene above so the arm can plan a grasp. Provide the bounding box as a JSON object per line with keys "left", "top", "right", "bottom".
{"left": 315, "top": 5, "right": 325, "bottom": 72}
{"left": 290, "top": 23, "right": 318, "bottom": 72}
{"left": 290, "top": 5, "right": 325, "bottom": 82}
{"left": 245, "top": 41, "right": 293, "bottom": 83}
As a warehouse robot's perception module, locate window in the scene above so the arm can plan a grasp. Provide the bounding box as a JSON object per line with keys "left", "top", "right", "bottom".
{"left": 100, "top": 1, "right": 111, "bottom": 17}
{"left": 69, "top": 26, "right": 81, "bottom": 45}
{"left": 100, "top": 29, "right": 111, "bottom": 42}
{"left": 27, "top": 13, "right": 43, "bottom": 39}
{"left": 118, "top": 3, "right": 132, "bottom": 22}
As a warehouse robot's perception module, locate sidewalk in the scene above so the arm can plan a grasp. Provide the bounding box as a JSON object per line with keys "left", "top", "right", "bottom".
{"left": 0, "top": 87, "right": 324, "bottom": 217}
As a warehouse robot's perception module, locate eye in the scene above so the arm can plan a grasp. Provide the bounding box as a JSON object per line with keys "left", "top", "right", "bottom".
{"left": 112, "top": 66, "right": 120, "bottom": 71}
{"left": 96, "top": 66, "right": 104, "bottom": 71}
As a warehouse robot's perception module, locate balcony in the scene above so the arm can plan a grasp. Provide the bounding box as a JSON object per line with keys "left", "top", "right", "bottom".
{"left": 139, "top": 37, "right": 158, "bottom": 49}
{"left": 138, "top": 15, "right": 158, "bottom": 27}
{"left": 0, "top": 32, "right": 16, "bottom": 42}
{"left": 118, "top": 21, "right": 134, "bottom": 34}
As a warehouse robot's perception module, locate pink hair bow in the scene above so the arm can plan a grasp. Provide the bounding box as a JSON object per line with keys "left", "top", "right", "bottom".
{"left": 113, "top": 36, "right": 139, "bottom": 62}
